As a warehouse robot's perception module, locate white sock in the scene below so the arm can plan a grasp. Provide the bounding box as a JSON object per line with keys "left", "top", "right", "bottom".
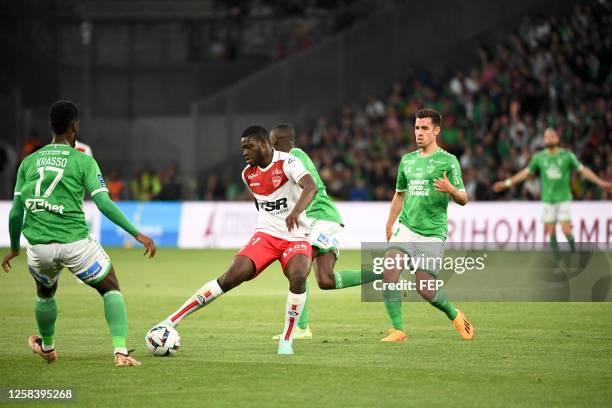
{"left": 280, "top": 290, "right": 307, "bottom": 343}
{"left": 114, "top": 347, "right": 128, "bottom": 355}
{"left": 167, "top": 279, "right": 223, "bottom": 326}
{"left": 42, "top": 343, "right": 55, "bottom": 352}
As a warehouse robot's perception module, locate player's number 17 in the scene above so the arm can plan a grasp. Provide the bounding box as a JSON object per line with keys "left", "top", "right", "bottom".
{"left": 35, "top": 166, "right": 64, "bottom": 198}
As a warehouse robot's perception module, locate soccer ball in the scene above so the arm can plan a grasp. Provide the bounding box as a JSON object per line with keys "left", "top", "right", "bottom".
{"left": 145, "top": 325, "right": 180, "bottom": 356}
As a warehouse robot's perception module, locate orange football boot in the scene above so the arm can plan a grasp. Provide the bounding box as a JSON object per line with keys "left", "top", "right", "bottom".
{"left": 452, "top": 309, "right": 474, "bottom": 340}
{"left": 380, "top": 328, "right": 408, "bottom": 342}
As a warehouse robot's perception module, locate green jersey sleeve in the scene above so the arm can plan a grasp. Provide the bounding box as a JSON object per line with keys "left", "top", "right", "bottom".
{"left": 527, "top": 154, "right": 540, "bottom": 173}
{"left": 396, "top": 158, "right": 408, "bottom": 192}
{"left": 8, "top": 195, "right": 24, "bottom": 252}
{"left": 449, "top": 155, "right": 464, "bottom": 190}
{"left": 92, "top": 192, "right": 139, "bottom": 237}
{"left": 289, "top": 148, "right": 316, "bottom": 176}
{"left": 83, "top": 156, "right": 109, "bottom": 197}
{"left": 568, "top": 151, "right": 583, "bottom": 171}
{"left": 13, "top": 161, "right": 26, "bottom": 196}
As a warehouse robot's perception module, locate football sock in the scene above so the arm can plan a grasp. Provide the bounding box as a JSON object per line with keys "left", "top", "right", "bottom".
{"left": 167, "top": 279, "right": 223, "bottom": 327}
{"left": 297, "top": 284, "right": 310, "bottom": 330}
{"left": 334, "top": 269, "right": 378, "bottom": 289}
{"left": 35, "top": 297, "right": 57, "bottom": 351}
{"left": 430, "top": 290, "right": 458, "bottom": 320}
{"left": 383, "top": 289, "right": 404, "bottom": 331}
{"left": 565, "top": 234, "right": 576, "bottom": 252}
{"left": 281, "top": 290, "right": 307, "bottom": 342}
{"left": 550, "top": 235, "right": 561, "bottom": 260}
{"left": 103, "top": 291, "right": 129, "bottom": 355}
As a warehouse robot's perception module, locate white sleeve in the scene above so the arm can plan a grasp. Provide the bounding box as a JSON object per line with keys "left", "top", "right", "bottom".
{"left": 283, "top": 155, "right": 310, "bottom": 185}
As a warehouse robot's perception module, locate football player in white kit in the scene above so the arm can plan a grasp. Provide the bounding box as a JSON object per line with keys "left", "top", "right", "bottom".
{"left": 155, "top": 126, "right": 317, "bottom": 355}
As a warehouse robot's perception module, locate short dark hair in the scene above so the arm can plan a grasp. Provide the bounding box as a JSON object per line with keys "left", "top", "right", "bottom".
{"left": 415, "top": 109, "right": 442, "bottom": 127}
{"left": 271, "top": 123, "right": 295, "bottom": 135}
{"left": 49, "top": 100, "right": 79, "bottom": 135}
{"left": 241, "top": 125, "right": 269, "bottom": 142}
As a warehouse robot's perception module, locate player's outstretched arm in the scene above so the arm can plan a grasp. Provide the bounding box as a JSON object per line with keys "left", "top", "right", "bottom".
{"left": 385, "top": 191, "right": 405, "bottom": 241}
{"left": 493, "top": 168, "right": 531, "bottom": 193}
{"left": 579, "top": 166, "right": 612, "bottom": 191}
{"left": 2, "top": 195, "right": 24, "bottom": 272}
{"left": 92, "top": 192, "right": 157, "bottom": 258}
{"left": 285, "top": 174, "right": 317, "bottom": 231}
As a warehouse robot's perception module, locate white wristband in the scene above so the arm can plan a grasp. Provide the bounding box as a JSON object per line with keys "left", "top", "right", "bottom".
{"left": 504, "top": 179, "right": 512, "bottom": 187}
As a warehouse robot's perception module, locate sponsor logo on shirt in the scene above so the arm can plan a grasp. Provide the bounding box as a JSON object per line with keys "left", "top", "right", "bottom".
{"left": 98, "top": 174, "right": 106, "bottom": 188}
{"left": 546, "top": 166, "right": 562, "bottom": 180}
{"left": 408, "top": 179, "right": 430, "bottom": 197}
{"left": 24, "top": 199, "right": 65, "bottom": 214}
{"left": 258, "top": 198, "right": 288, "bottom": 213}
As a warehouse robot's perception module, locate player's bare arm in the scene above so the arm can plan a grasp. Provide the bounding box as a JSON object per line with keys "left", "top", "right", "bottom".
{"left": 2, "top": 251, "right": 19, "bottom": 273}
{"left": 434, "top": 171, "right": 468, "bottom": 205}
{"left": 385, "top": 191, "right": 405, "bottom": 241}
{"left": 135, "top": 233, "right": 157, "bottom": 258}
{"left": 579, "top": 166, "right": 612, "bottom": 191}
{"left": 493, "top": 168, "right": 531, "bottom": 192}
{"left": 285, "top": 174, "right": 316, "bottom": 231}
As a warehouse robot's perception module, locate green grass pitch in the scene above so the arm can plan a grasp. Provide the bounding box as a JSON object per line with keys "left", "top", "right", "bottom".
{"left": 1, "top": 248, "right": 611, "bottom": 407}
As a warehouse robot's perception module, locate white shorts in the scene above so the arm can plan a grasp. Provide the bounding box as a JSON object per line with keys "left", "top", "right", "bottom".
{"left": 306, "top": 219, "right": 343, "bottom": 257}
{"left": 388, "top": 223, "right": 445, "bottom": 276}
{"left": 27, "top": 236, "right": 111, "bottom": 288}
{"left": 542, "top": 201, "right": 571, "bottom": 224}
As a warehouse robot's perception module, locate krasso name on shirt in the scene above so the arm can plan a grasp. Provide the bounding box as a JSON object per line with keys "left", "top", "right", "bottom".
{"left": 36, "top": 157, "right": 68, "bottom": 168}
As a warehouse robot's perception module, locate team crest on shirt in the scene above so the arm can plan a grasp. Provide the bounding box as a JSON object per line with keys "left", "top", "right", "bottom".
{"left": 272, "top": 176, "right": 283, "bottom": 187}
{"left": 427, "top": 164, "right": 435, "bottom": 174}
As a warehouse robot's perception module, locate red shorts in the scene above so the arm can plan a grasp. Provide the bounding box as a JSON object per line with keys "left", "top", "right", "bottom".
{"left": 237, "top": 232, "right": 312, "bottom": 276}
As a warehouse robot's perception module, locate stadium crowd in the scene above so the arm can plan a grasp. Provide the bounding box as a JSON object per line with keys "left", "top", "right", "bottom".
{"left": 287, "top": 1, "right": 611, "bottom": 202}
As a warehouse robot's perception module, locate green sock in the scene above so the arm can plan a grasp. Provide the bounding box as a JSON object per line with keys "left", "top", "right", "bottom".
{"left": 35, "top": 297, "right": 57, "bottom": 349}
{"left": 333, "top": 269, "right": 379, "bottom": 289}
{"left": 566, "top": 234, "right": 576, "bottom": 252}
{"left": 383, "top": 289, "right": 403, "bottom": 330}
{"left": 103, "top": 291, "right": 128, "bottom": 354}
{"left": 550, "top": 235, "right": 561, "bottom": 260}
{"left": 297, "top": 284, "right": 309, "bottom": 330}
{"left": 430, "top": 290, "right": 458, "bottom": 320}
